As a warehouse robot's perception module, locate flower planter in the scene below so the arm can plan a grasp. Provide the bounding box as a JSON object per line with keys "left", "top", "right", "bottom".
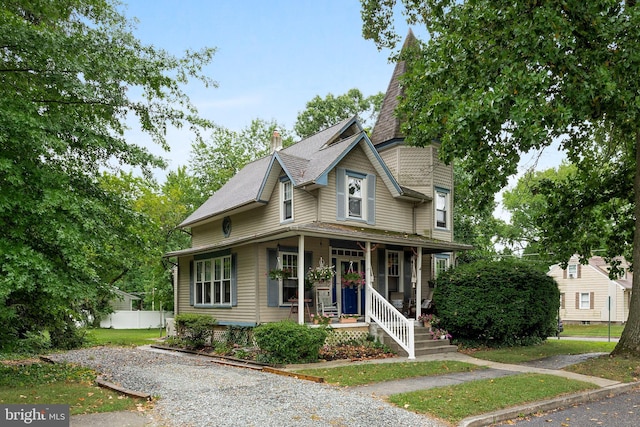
{"left": 339, "top": 317, "right": 358, "bottom": 324}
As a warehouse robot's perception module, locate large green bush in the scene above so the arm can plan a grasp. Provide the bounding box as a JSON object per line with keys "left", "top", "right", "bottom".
{"left": 253, "top": 320, "right": 328, "bottom": 364}
{"left": 433, "top": 259, "right": 559, "bottom": 347}
{"left": 174, "top": 313, "right": 217, "bottom": 349}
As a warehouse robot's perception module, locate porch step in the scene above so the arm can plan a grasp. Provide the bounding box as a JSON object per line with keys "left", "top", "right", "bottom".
{"left": 372, "top": 324, "right": 458, "bottom": 358}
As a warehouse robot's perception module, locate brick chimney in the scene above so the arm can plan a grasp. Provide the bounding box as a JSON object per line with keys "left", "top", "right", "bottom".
{"left": 270, "top": 129, "right": 282, "bottom": 152}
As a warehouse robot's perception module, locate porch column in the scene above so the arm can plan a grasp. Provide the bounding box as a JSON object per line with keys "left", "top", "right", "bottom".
{"left": 365, "top": 241, "right": 372, "bottom": 323}
{"left": 415, "top": 248, "right": 422, "bottom": 321}
{"left": 298, "top": 235, "right": 305, "bottom": 325}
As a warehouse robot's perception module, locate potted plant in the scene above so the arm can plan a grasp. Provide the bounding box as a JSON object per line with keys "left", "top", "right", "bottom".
{"left": 306, "top": 258, "right": 335, "bottom": 285}
{"left": 418, "top": 313, "right": 434, "bottom": 328}
{"left": 310, "top": 313, "right": 332, "bottom": 325}
{"left": 268, "top": 268, "right": 291, "bottom": 280}
{"left": 341, "top": 271, "right": 364, "bottom": 288}
{"left": 339, "top": 314, "right": 359, "bottom": 323}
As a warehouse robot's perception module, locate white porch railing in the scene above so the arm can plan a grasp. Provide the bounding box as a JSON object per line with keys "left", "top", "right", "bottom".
{"left": 367, "top": 284, "right": 415, "bottom": 359}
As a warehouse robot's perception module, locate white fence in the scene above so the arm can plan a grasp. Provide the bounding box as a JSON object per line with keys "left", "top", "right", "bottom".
{"left": 100, "top": 311, "right": 173, "bottom": 329}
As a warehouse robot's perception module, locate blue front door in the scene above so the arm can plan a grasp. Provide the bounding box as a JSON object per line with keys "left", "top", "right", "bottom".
{"left": 339, "top": 260, "right": 364, "bottom": 315}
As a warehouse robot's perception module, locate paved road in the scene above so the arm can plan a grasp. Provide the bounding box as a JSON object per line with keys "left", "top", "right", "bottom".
{"left": 505, "top": 387, "right": 640, "bottom": 426}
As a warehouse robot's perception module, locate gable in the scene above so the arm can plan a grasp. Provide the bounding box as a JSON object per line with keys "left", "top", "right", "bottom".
{"left": 179, "top": 117, "right": 427, "bottom": 229}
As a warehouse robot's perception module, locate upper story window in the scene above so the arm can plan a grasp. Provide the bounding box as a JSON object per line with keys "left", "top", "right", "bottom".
{"left": 336, "top": 168, "right": 376, "bottom": 225}
{"left": 435, "top": 188, "right": 450, "bottom": 229}
{"left": 281, "top": 179, "right": 293, "bottom": 222}
{"left": 567, "top": 264, "right": 578, "bottom": 279}
{"left": 348, "top": 175, "right": 363, "bottom": 218}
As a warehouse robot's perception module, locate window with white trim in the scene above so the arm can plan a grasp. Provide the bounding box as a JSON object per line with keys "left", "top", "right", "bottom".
{"left": 348, "top": 175, "right": 363, "bottom": 219}
{"left": 435, "top": 188, "right": 449, "bottom": 229}
{"left": 567, "top": 264, "right": 578, "bottom": 279}
{"left": 435, "top": 254, "right": 450, "bottom": 278}
{"left": 579, "top": 292, "right": 590, "bottom": 310}
{"left": 195, "top": 255, "right": 232, "bottom": 305}
{"left": 281, "top": 179, "right": 293, "bottom": 222}
{"left": 387, "top": 250, "right": 401, "bottom": 293}
{"left": 280, "top": 252, "right": 299, "bottom": 305}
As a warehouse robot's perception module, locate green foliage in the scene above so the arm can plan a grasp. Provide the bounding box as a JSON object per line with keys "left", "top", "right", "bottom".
{"left": 0, "top": 0, "right": 214, "bottom": 350}
{"left": 174, "top": 313, "right": 217, "bottom": 349}
{"left": 253, "top": 320, "right": 328, "bottom": 364}
{"left": 360, "top": 0, "right": 640, "bottom": 356}
{"left": 433, "top": 259, "right": 560, "bottom": 347}
{"left": 190, "top": 119, "right": 293, "bottom": 203}
{"left": 222, "top": 325, "right": 253, "bottom": 347}
{"left": 294, "top": 88, "right": 384, "bottom": 138}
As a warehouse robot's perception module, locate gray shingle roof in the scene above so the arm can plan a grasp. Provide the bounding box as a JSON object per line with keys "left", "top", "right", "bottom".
{"left": 179, "top": 117, "right": 376, "bottom": 228}
{"left": 370, "top": 29, "right": 417, "bottom": 146}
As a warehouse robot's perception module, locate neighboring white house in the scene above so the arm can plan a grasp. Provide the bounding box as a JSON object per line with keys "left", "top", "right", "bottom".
{"left": 548, "top": 255, "right": 632, "bottom": 324}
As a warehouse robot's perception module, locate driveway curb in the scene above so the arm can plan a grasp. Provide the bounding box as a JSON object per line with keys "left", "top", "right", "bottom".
{"left": 459, "top": 382, "right": 640, "bottom": 427}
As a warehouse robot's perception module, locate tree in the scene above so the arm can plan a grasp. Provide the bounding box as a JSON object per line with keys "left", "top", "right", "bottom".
{"left": 190, "top": 119, "right": 293, "bottom": 202}
{"left": 361, "top": 0, "right": 640, "bottom": 356}
{"left": 501, "top": 163, "right": 578, "bottom": 257}
{"left": 294, "top": 88, "right": 383, "bottom": 138}
{"left": 453, "top": 161, "right": 506, "bottom": 263}
{"left": 0, "top": 0, "right": 215, "bottom": 348}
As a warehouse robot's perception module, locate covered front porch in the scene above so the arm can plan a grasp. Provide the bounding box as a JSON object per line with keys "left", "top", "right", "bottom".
{"left": 265, "top": 222, "right": 470, "bottom": 359}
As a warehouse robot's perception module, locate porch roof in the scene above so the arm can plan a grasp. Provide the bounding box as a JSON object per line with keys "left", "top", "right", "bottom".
{"left": 165, "top": 221, "right": 472, "bottom": 258}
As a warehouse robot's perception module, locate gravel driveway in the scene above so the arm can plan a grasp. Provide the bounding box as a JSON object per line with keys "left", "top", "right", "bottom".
{"left": 47, "top": 346, "right": 446, "bottom": 427}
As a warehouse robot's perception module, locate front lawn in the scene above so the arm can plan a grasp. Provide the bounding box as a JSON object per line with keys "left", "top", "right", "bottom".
{"left": 0, "top": 361, "right": 151, "bottom": 415}
{"left": 85, "top": 328, "right": 164, "bottom": 347}
{"left": 293, "top": 360, "right": 483, "bottom": 386}
{"left": 462, "top": 340, "right": 617, "bottom": 364}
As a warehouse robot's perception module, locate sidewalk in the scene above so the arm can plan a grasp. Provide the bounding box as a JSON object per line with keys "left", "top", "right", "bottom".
{"left": 288, "top": 350, "right": 636, "bottom": 426}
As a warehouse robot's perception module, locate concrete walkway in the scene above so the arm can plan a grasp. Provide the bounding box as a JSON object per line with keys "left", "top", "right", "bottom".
{"left": 288, "top": 350, "right": 636, "bottom": 426}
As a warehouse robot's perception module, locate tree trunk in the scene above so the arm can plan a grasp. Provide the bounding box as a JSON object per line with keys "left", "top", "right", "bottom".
{"left": 611, "top": 129, "right": 640, "bottom": 356}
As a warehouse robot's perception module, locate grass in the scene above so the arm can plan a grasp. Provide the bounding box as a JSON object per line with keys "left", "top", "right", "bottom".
{"left": 85, "top": 328, "right": 164, "bottom": 347}
{"left": 0, "top": 362, "right": 151, "bottom": 416}
{"left": 295, "top": 339, "right": 639, "bottom": 425}
{"left": 562, "top": 323, "right": 624, "bottom": 338}
{"left": 566, "top": 354, "right": 640, "bottom": 382}
{"left": 388, "top": 373, "right": 598, "bottom": 425}
{"left": 463, "top": 340, "right": 617, "bottom": 364}
{"left": 293, "top": 360, "right": 483, "bottom": 386}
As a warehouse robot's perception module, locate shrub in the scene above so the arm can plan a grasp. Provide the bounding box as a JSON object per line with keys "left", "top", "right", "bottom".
{"left": 174, "top": 313, "right": 217, "bottom": 349}
{"left": 433, "top": 259, "right": 560, "bottom": 347}
{"left": 253, "top": 320, "right": 328, "bottom": 364}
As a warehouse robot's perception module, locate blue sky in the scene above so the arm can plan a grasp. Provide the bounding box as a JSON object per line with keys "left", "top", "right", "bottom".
{"left": 119, "top": 0, "right": 563, "bottom": 216}
{"left": 120, "top": 0, "right": 419, "bottom": 173}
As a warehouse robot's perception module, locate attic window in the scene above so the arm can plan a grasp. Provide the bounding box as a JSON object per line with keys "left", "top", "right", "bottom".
{"left": 567, "top": 264, "right": 578, "bottom": 279}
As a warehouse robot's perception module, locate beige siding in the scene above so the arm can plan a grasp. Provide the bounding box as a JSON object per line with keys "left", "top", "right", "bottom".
{"left": 549, "top": 263, "right": 628, "bottom": 323}
{"left": 177, "top": 246, "right": 260, "bottom": 325}
{"left": 318, "top": 146, "right": 415, "bottom": 233}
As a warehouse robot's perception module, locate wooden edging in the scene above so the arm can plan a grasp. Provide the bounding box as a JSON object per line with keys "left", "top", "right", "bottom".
{"left": 149, "top": 344, "right": 325, "bottom": 383}
{"left": 95, "top": 375, "right": 152, "bottom": 400}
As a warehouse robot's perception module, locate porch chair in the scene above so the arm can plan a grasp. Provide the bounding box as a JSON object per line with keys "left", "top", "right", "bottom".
{"left": 317, "top": 288, "right": 339, "bottom": 318}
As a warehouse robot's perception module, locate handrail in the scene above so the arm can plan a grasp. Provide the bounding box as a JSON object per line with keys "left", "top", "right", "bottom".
{"left": 367, "top": 284, "right": 415, "bottom": 359}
